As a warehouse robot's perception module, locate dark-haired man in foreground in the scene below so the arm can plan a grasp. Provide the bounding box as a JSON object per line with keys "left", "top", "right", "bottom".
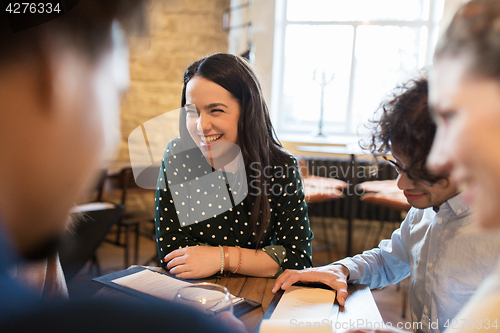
{"left": 0, "top": 2, "right": 244, "bottom": 332}
{"left": 273, "top": 77, "right": 500, "bottom": 333}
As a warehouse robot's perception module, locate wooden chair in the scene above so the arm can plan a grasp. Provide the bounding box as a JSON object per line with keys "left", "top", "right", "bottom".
{"left": 59, "top": 169, "right": 123, "bottom": 280}
{"left": 298, "top": 158, "right": 348, "bottom": 263}
{"left": 60, "top": 202, "right": 123, "bottom": 281}
{"left": 105, "top": 167, "right": 155, "bottom": 269}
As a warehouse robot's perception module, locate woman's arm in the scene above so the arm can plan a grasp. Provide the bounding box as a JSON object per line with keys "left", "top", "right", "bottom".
{"left": 164, "top": 245, "right": 279, "bottom": 279}
{"left": 227, "top": 246, "right": 279, "bottom": 277}
{"left": 238, "top": 157, "right": 313, "bottom": 277}
{"left": 264, "top": 156, "right": 314, "bottom": 275}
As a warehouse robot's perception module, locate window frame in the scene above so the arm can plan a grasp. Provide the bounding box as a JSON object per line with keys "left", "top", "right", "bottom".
{"left": 270, "top": 0, "right": 443, "bottom": 139}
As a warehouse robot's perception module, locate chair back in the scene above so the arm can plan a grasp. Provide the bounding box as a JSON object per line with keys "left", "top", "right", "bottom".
{"left": 59, "top": 202, "right": 123, "bottom": 281}
{"left": 118, "top": 167, "right": 154, "bottom": 207}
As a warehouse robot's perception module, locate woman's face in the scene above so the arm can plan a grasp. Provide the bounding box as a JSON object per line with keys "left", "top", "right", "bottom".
{"left": 185, "top": 75, "right": 241, "bottom": 166}
{"left": 427, "top": 55, "right": 500, "bottom": 229}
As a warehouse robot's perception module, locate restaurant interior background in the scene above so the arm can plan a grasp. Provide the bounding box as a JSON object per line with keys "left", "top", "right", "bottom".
{"left": 118, "top": 0, "right": 465, "bottom": 162}
{"left": 72, "top": 0, "right": 468, "bottom": 327}
{"left": 111, "top": 0, "right": 465, "bottom": 252}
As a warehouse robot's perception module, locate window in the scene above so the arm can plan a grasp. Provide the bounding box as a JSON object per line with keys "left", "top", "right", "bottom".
{"left": 271, "top": 0, "right": 444, "bottom": 138}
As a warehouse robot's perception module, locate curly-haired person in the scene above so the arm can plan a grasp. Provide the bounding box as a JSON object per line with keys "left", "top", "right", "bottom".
{"left": 273, "top": 76, "right": 500, "bottom": 333}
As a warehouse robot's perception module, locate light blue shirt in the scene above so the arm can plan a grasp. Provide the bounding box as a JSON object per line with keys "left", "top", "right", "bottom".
{"left": 444, "top": 260, "right": 500, "bottom": 333}
{"left": 337, "top": 192, "right": 500, "bottom": 333}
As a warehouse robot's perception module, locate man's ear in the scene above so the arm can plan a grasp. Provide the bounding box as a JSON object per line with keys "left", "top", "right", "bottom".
{"left": 34, "top": 44, "right": 56, "bottom": 115}
{"left": 23, "top": 33, "right": 67, "bottom": 118}
{"left": 35, "top": 36, "right": 84, "bottom": 118}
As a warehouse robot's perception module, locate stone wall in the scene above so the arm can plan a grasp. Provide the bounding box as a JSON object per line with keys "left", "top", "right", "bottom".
{"left": 116, "top": 0, "right": 230, "bottom": 163}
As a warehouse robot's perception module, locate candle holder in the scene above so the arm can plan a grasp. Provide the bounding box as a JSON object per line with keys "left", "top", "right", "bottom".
{"left": 313, "top": 70, "right": 335, "bottom": 137}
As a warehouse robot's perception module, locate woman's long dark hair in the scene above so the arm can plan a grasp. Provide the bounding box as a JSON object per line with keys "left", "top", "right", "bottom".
{"left": 179, "top": 53, "right": 289, "bottom": 246}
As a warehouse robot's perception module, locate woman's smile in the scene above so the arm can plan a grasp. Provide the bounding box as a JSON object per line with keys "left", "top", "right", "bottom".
{"left": 200, "top": 134, "right": 223, "bottom": 145}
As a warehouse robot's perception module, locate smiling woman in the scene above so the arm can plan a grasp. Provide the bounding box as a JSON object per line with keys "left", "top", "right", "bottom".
{"left": 184, "top": 76, "right": 241, "bottom": 164}
{"left": 425, "top": 0, "right": 500, "bottom": 331}
{"left": 428, "top": 0, "right": 500, "bottom": 230}
{"left": 154, "top": 53, "right": 314, "bottom": 279}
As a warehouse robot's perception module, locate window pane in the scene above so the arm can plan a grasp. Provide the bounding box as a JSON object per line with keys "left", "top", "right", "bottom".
{"left": 287, "top": 0, "right": 426, "bottom": 22}
{"left": 350, "top": 25, "right": 425, "bottom": 134}
{"left": 281, "top": 25, "right": 354, "bottom": 133}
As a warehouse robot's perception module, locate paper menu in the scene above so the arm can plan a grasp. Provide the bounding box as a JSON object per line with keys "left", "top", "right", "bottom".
{"left": 260, "top": 286, "right": 337, "bottom": 333}
{"left": 112, "top": 269, "right": 191, "bottom": 301}
{"left": 111, "top": 269, "right": 243, "bottom": 313}
{"left": 270, "top": 286, "right": 336, "bottom": 319}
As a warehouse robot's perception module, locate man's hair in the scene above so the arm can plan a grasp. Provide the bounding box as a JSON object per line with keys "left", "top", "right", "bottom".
{"left": 435, "top": 0, "right": 500, "bottom": 81}
{"left": 0, "top": 1, "right": 147, "bottom": 66}
{"left": 368, "top": 76, "right": 444, "bottom": 183}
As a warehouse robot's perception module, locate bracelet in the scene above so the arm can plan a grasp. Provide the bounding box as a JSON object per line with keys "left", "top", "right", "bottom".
{"left": 232, "top": 246, "right": 242, "bottom": 274}
{"left": 219, "top": 245, "right": 224, "bottom": 275}
{"left": 223, "top": 245, "right": 230, "bottom": 276}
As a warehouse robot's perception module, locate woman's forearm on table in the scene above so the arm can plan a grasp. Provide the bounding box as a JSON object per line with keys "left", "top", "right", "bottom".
{"left": 226, "top": 247, "right": 279, "bottom": 278}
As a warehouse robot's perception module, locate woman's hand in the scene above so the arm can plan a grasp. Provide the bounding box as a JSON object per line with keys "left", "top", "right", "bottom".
{"left": 163, "top": 246, "right": 221, "bottom": 279}
{"left": 272, "top": 265, "right": 350, "bottom": 306}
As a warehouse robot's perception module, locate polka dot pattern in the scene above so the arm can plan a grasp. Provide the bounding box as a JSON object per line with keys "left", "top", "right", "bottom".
{"left": 154, "top": 138, "right": 313, "bottom": 275}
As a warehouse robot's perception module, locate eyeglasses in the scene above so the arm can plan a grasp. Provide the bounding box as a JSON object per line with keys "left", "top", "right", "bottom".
{"left": 382, "top": 155, "right": 435, "bottom": 187}
{"left": 382, "top": 156, "right": 408, "bottom": 175}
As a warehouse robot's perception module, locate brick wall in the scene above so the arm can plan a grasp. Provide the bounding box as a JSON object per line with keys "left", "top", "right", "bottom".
{"left": 117, "top": 0, "right": 230, "bottom": 163}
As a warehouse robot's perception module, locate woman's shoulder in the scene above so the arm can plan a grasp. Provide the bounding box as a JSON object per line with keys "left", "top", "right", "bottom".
{"left": 164, "top": 137, "right": 182, "bottom": 154}
{"left": 270, "top": 152, "right": 301, "bottom": 182}
{"left": 163, "top": 137, "right": 204, "bottom": 160}
{"left": 271, "top": 147, "right": 298, "bottom": 166}
{"left": 162, "top": 138, "right": 211, "bottom": 181}
{"left": 272, "top": 150, "right": 299, "bottom": 169}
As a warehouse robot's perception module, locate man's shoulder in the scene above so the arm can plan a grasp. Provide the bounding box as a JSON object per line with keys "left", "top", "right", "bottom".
{"left": 0, "top": 272, "right": 38, "bottom": 319}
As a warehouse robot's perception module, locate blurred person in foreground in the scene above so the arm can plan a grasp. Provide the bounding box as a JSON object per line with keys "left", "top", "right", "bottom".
{"left": 427, "top": 0, "right": 500, "bottom": 330}
{"left": 0, "top": 1, "right": 244, "bottom": 332}
{"left": 272, "top": 76, "right": 500, "bottom": 333}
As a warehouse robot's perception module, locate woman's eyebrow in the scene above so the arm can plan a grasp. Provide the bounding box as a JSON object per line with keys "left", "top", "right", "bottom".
{"left": 204, "top": 103, "right": 228, "bottom": 109}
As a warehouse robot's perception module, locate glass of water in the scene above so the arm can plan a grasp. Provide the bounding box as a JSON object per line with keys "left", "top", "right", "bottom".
{"left": 173, "top": 283, "right": 233, "bottom": 315}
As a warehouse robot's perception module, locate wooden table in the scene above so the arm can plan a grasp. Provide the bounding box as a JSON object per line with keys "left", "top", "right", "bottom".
{"left": 94, "top": 270, "right": 383, "bottom": 333}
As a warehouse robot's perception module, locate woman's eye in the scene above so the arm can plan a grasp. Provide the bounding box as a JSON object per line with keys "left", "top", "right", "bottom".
{"left": 438, "top": 109, "right": 456, "bottom": 123}
{"left": 211, "top": 109, "right": 224, "bottom": 113}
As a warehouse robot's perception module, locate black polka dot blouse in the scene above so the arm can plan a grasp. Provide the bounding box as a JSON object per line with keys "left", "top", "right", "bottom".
{"left": 154, "top": 138, "right": 313, "bottom": 277}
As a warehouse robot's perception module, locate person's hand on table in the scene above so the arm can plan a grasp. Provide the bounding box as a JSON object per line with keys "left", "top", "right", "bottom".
{"left": 213, "top": 312, "right": 248, "bottom": 333}
{"left": 271, "top": 264, "right": 350, "bottom": 306}
{"left": 163, "top": 246, "right": 220, "bottom": 279}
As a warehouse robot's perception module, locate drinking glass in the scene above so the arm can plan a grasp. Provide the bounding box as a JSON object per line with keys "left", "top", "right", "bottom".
{"left": 173, "top": 283, "right": 233, "bottom": 315}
